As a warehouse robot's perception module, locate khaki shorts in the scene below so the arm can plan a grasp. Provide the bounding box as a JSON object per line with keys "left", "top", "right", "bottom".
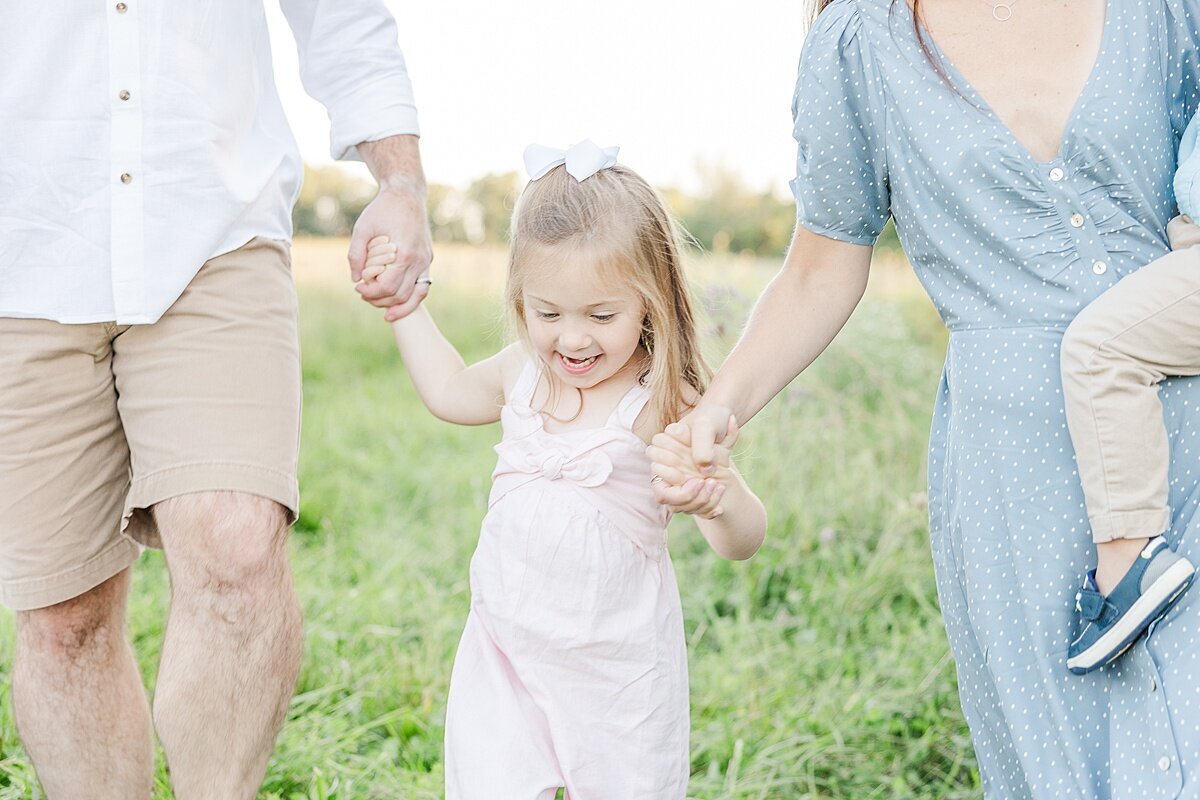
{"left": 0, "top": 237, "right": 301, "bottom": 610}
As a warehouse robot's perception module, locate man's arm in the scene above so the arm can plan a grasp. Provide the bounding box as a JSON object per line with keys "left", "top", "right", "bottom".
{"left": 279, "top": 0, "right": 431, "bottom": 317}
{"left": 352, "top": 135, "right": 433, "bottom": 320}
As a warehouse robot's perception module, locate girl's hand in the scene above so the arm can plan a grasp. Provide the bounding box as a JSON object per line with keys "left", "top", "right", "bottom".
{"left": 361, "top": 235, "right": 398, "bottom": 283}
{"left": 648, "top": 416, "right": 738, "bottom": 519}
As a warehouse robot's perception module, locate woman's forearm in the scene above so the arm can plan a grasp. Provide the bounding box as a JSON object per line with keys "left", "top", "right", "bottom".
{"left": 707, "top": 229, "right": 872, "bottom": 425}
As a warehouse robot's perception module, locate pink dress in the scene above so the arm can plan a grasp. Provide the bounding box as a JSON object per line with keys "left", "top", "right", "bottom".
{"left": 444, "top": 359, "right": 689, "bottom": 799}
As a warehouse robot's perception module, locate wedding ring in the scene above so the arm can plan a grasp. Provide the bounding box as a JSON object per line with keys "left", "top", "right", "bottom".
{"left": 415, "top": 275, "right": 433, "bottom": 286}
{"left": 650, "top": 475, "right": 664, "bottom": 485}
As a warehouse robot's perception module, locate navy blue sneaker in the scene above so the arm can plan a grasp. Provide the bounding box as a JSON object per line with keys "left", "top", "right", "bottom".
{"left": 1067, "top": 537, "right": 1196, "bottom": 675}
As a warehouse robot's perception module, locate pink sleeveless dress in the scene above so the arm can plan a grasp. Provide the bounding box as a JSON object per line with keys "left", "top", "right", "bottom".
{"left": 444, "top": 359, "right": 689, "bottom": 800}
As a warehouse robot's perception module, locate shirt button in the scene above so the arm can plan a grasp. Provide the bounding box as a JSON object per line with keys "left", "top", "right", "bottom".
{"left": 120, "top": 172, "right": 133, "bottom": 184}
{"left": 118, "top": 90, "right": 131, "bottom": 101}
{"left": 1159, "top": 757, "right": 1172, "bottom": 772}
{"left": 1070, "top": 213, "right": 1086, "bottom": 228}
{"left": 116, "top": 2, "right": 128, "bottom": 12}
{"left": 1092, "top": 260, "right": 1108, "bottom": 275}
{"left": 1049, "top": 167, "right": 1065, "bottom": 182}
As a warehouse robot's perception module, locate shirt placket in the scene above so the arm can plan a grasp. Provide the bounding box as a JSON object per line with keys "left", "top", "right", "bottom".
{"left": 108, "top": 0, "right": 145, "bottom": 319}
{"left": 1041, "top": 159, "right": 1114, "bottom": 282}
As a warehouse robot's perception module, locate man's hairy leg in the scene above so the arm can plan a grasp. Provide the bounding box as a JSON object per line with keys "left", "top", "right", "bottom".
{"left": 152, "top": 491, "right": 302, "bottom": 800}
{"left": 13, "top": 568, "right": 154, "bottom": 799}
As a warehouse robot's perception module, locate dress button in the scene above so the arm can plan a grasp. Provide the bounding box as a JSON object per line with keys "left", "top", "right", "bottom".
{"left": 120, "top": 172, "right": 132, "bottom": 184}
{"left": 1070, "top": 213, "right": 1086, "bottom": 228}
{"left": 116, "top": 2, "right": 127, "bottom": 12}
{"left": 1092, "top": 261, "right": 1108, "bottom": 275}
{"left": 118, "top": 90, "right": 131, "bottom": 101}
{"left": 1159, "top": 757, "right": 1172, "bottom": 772}
{"left": 1049, "top": 167, "right": 1065, "bottom": 182}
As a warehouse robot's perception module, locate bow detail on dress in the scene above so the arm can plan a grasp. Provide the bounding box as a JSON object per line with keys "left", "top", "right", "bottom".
{"left": 496, "top": 437, "right": 613, "bottom": 488}
{"left": 523, "top": 140, "right": 620, "bottom": 182}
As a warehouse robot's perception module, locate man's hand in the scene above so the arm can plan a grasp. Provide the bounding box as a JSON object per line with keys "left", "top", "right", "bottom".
{"left": 350, "top": 135, "right": 433, "bottom": 321}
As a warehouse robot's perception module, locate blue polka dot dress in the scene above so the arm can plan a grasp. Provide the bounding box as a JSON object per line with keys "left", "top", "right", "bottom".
{"left": 791, "top": 2, "right": 1200, "bottom": 797}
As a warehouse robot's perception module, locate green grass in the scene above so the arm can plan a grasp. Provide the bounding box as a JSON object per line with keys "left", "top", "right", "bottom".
{"left": 0, "top": 247, "right": 979, "bottom": 799}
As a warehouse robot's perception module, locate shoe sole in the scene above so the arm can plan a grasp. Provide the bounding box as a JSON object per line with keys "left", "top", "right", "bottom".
{"left": 1067, "top": 559, "right": 1196, "bottom": 675}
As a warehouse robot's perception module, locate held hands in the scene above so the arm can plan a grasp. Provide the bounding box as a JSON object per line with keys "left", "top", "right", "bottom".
{"left": 350, "top": 181, "right": 433, "bottom": 321}
{"left": 360, "top": 234, "right": 432, "bottom": 322}
{"left": 648, "top": 414, "right": 739, "bottom": 519}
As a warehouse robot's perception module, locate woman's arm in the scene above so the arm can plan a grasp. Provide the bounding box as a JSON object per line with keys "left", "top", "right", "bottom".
{"left": 687, "top": 226, "right": 873, "bottom": 466}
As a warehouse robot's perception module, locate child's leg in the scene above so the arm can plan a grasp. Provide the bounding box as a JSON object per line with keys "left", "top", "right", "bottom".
{"left": 1060, "top": 221, "right": 1200, "bottom": 673}
{"left": 1061, "top": 229, "right": 1200, "bottom": 589}
{"left": 444, "top": 611, "right": 562, "bottom": 800}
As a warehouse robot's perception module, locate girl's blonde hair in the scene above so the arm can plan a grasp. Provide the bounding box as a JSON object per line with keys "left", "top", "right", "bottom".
{"left": 505, "top": 163, "right": 711, "bottom": 432}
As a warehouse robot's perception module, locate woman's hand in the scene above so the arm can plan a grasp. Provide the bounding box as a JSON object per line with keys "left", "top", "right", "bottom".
{"left": 648, "top": 415, "right": 738, "bottom": 518}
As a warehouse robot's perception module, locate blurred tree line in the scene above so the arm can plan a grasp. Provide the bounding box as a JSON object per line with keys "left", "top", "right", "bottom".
{"left": 293, "top": 163, "right": 899, "bottom": 257}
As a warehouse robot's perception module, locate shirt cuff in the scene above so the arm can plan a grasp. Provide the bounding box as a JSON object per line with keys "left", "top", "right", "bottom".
{"left": 328, "top": 77, "right": 420, "bottom": 162}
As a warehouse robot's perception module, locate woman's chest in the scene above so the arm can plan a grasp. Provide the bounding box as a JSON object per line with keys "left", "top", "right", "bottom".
{"left": 879, "top": 2, "right": 1176, "bottom": 207}
{"left": 919, "top": 0, "right": 1108, "bottom": 163}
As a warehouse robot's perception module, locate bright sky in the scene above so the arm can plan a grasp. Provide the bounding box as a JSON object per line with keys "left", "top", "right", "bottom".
{"left": 265, "top": 1, "right": 807, "bottom": 195}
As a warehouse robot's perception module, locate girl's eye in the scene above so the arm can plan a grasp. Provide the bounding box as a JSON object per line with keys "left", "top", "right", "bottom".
{"left": 591, "top": 314, "right": 615, "bottom": 323}
{"left": 536, "top": 311, "right": 559, "bottom": 320}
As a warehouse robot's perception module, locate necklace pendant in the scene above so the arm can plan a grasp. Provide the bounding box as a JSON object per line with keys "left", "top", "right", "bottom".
{"left": 992, "top": 3, "right": 1013, "bottom": 20}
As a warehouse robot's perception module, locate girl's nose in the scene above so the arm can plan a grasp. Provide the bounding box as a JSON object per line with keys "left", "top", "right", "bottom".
{"left": 559, "top": 326, "right": 592, "bottom": 352}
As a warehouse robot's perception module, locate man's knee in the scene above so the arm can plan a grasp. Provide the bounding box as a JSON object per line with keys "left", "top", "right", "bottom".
{"left": 154, "top": 492, "right": 291, "bottom": 598}
{"left": 16, "top": 571, "right": 129, "bottom": 662}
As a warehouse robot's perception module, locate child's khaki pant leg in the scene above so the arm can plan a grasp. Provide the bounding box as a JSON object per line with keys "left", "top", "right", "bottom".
{"left": 1061, "top": 230, "right": 1200, "bottom": 543}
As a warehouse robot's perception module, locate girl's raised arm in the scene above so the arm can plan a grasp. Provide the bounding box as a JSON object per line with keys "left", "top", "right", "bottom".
{"left": 388, "top": 309, "right": 520, "bottom": 425}
{"left": 364, "top": 235, "right": 519, "bottom": 425}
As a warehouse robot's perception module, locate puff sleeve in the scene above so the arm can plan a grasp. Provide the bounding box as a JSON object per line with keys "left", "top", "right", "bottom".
{"left": 790, "top": 1, "right": 890, "bottom": 245}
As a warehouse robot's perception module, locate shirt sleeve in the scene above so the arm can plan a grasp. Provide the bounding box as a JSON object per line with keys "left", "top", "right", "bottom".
{"left": 789, "top": 1, "right": 890, "bottom": 245}
{"left": 280, "top": 0, "right": 420, "bottom": 162}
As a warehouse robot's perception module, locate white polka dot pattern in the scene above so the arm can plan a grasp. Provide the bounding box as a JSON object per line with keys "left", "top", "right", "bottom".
{"left": 793, "top": 1, "right": 1200, "bottom": 798}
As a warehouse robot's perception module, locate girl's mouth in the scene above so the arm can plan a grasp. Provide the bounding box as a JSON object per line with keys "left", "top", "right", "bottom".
{"left": 558, "top": 353, "right": 600, "bottom": 375}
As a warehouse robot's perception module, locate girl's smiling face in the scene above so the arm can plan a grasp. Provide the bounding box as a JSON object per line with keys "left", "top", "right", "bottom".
{"left": 521, "top": 246, "right": 646, "bottom": 391}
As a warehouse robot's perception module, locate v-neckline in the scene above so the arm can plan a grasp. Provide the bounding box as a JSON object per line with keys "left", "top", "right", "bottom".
{"left": 905, "top": 0, "right": 1113, "bottom": 167}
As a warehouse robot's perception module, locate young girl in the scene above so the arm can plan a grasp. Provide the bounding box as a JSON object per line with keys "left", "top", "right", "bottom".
{"left": 362, "top": 143, "right": 766, "bottom": 799}
{"left": 1059, "top": 120, "right": 1200, "bottom": 674}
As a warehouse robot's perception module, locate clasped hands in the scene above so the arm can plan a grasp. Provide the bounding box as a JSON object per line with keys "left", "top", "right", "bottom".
{"left": 349, "top": 179, "right": 433, "bottom": 322}
{"left": 648, "top": 406, "right": 739, "bottom": 520}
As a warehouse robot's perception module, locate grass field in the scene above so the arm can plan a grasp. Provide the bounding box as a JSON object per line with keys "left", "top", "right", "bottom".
{"left": 0, "top": 238, "right": 980, "bottom": 799}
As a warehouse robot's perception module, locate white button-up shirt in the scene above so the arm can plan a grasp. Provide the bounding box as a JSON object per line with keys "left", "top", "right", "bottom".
{"left": 0, "top": 1, "right": 418, "bottom": 324}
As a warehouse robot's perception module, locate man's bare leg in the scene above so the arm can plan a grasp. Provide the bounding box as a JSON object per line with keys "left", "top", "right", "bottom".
{"left": 152, "top": 491, "right": 303, "bottom": 800}
{"left": 12, "top": 568, "right": 154, "bottom": 799}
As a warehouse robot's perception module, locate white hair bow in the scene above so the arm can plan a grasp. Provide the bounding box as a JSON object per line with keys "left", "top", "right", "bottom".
{"left": 523, "top": 140, "right": 620, "bottom": 182}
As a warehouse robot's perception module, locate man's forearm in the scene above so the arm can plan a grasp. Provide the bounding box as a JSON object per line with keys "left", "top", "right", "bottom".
{"left": 358, "top": 134, "right": 426, "bottom": 192}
